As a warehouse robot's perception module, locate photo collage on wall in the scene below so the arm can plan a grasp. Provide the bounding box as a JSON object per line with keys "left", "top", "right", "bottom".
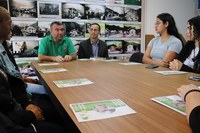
{"left": 1, "top": 0, "right": 142, "bottom": 56}
{"left": 105, "top": 40, "right": 140, "bottom": 55}
{"left": 9, "top": 0, "right": 37, "bottom": 18}
{"left": 12, "top": 41, "right": 39, "bottom": 57}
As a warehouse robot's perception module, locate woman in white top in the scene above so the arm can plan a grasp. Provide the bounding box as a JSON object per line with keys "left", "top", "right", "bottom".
{"left": 143, "top": 13, "right": 183, "bottom": 67}
{"left": 169, "top": 16, "right": 200, "bottom": 73}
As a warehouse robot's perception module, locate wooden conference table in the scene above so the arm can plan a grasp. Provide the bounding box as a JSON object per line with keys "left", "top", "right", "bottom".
{"left": 32, "top": 60, "right": 199, "bottom": 133}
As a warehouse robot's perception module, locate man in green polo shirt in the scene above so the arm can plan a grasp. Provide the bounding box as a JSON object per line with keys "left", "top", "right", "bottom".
{"left": 38, "top": 21, "right": 77, "bottom": 62}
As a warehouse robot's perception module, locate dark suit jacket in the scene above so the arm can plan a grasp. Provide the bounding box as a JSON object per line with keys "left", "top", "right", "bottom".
{"left": 78, "top": 39, "right": 108, "bottom": 59}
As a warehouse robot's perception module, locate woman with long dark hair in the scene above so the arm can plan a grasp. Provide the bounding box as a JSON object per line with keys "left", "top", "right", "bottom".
{"left": 169, "top": 16, "right": 200, "bottom": 73}
{"left": 143, "top": 13, "right": 183, "bottom": 67}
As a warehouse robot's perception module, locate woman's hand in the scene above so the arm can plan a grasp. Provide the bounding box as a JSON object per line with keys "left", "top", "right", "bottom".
{"left": 177, "top": 84, "right": 198, "bottom": 99}
{"left": 169, "top": 59, "right": 183, "bottom": 70}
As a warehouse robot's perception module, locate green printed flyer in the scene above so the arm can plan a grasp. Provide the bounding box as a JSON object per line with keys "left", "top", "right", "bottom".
{"left": 70, "top": 99, "right": 136, "bottom": 122}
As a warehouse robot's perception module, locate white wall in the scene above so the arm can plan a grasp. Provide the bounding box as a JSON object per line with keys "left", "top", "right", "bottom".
{"left": 144, "top": 0, "right": 198, "bottom": 38}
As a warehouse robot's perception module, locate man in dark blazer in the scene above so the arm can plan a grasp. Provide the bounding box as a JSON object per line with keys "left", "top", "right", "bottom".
{"left": 78, "top": 23, "right": 108, "bottom": 59}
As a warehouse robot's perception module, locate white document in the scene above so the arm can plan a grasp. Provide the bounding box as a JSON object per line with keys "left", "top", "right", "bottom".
{"left": 154, "top": 71, "right": 187, "bottom": 75}
{"left": 70, "top": 99, "right": 136, "bottom": 122}
{"left": 151, "top": 95, "right": 185, "bottom": 115}
{"left": 39, "top": 68, "right": 67, "bottom": 73}
{"left": 78, "top": 58, "right": 91, "bottom": 61}
{"left": 38, "top": 63, "right": 59, "bottom": 66}
{"left": 53, "top": 78, "right": 94, "bottom": 88}
{"left": 119, "top": 62, "right": 141, "bottom": 65}
{"left": 103, "top": 59, "right": 119, "bottom": 62}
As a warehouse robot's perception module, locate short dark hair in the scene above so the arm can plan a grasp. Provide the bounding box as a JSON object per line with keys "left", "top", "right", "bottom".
{"left": 50, "top": 21, "right": 62, "bottom": 30}
{"left": 90, "top": 23, "right": 101, "bottom": 31}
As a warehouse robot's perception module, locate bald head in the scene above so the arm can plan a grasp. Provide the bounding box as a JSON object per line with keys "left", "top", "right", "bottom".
{"left": 0, "top": 6, "right": 10, "bottom": 22}
{"left": 0, "top": 6, "right": 11, "bottom": 41}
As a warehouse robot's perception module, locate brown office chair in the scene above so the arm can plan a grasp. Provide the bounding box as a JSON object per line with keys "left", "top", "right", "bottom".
{"left": 145, "top": 34, "right": 155, "bottom": 49}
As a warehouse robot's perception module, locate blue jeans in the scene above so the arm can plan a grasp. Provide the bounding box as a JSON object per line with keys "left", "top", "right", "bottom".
{"left": 26, "top": 83, "right": 47, "bottom": 95}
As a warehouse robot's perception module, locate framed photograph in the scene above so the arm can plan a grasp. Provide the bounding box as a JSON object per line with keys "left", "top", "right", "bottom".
{"left": 124, "top": 24, "right": 141, "bottom": 38}
{"left": 38, "top": 2, "right": 61, "bottom": 18}
{"left": 38, "top": 21, "right": 52, "bottom": 37}
{"left": 62, "top": 3, "right": 84, "bottom": 19}
{"left": 124, "top": 0, "right": 141, "bottom": 6}
{"left": 0, "top": 0, "right": 8, "bottom": 9}
{"left": 9, "top": 0, "right": 37, "bottom": 18}
{"left": 105, "top": 6, "right": 124, "bottom": 21}
{"left": 85, "top": 22, "right": 105, "bottom": 38}
{"left": 62, "top": 22, "right": 84, "bottom": 38}
{"left": 123, "top": 40, "right": 140, "bottom": 54}
{"left": 12, "top": 41, "right": 39, "bottom": 57}
{"left": 124, "top": 7, "right": 141, "bottom": 22}
{"left": 85, "top": 0, "right": 105, "bottom": 3}
{"left": 12, "top": 21, "right": 38, "bottom": 36}
{"left": 105, "top": 0, "right": 124, "bottom": 5}
{"left": 105, "top": 23, "right": 124, "bottom": 38}
{"left": 71, "top": 0, "right": 84, "bottom": 1}
{"left": 106, "top": 40, "right": 123, "bottom": 54}
{"left": 84, "top": 4, "right": 105, "bottom": 20}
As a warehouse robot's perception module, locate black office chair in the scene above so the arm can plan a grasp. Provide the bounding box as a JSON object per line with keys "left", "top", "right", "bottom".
{"left": 129, "top": 52, "right": 144, "bottom": 63}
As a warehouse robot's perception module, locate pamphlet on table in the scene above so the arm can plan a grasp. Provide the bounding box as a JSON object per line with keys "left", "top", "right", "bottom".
{"left": 39, "top": 68, "right": 67, "bottom": 73}
{"left": 70, "top": 99, "right": 136, "bottom": 122}
{"left": 119, "top": 62, "right": 141, "bottom": 65}
{"left": 154, "top": 71, "right": 187, "bottom": 75}
{"left": 151, "top": 95, "right": 185, "bottom": 115}
{"left": 53, "top": 78, "right": 94, "bottom": 88}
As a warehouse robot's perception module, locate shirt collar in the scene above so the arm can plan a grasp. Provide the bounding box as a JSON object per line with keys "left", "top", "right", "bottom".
{"left": 90, "top": 39, "right": 99, "bottom": 46}
{"left": 50, "top": 35, "right": 65, "bottom": 44}
{"left": 0, "top": 43, "right": 5, "bottom": 53}
{"left": 0, "top": 42, "right": 21, "bottom": 78}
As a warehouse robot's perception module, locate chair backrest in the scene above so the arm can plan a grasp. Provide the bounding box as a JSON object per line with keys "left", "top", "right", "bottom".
{"left": 129, "top": 52, "right": 144, "bottom": 63}
{"left": 145, "top": 34, "right": 155, "bottom": 49}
